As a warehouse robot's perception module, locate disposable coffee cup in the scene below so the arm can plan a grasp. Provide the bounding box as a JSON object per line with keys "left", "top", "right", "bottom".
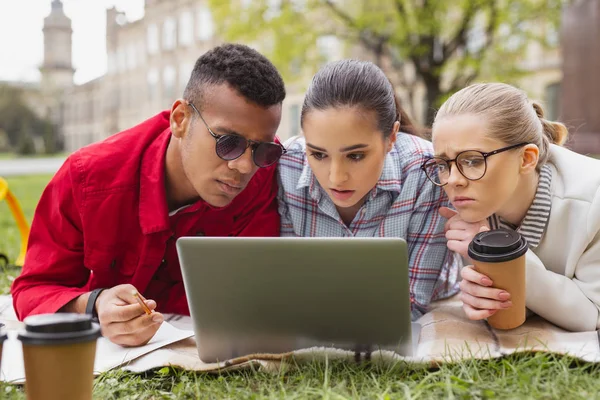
{"left": 468, "top": 229, "right": 528, "bottom": 330}
{"left": 0, "top": 323, "right": 7, "bottom": 373}
{"left": 17, "top": 313, "right": 101, "bottom": 400}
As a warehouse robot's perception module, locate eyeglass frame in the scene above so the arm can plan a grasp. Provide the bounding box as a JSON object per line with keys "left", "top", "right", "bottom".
{"left": 421, "top": 142, "right": 530, "bottom": 187}
{"left": 187, "top": 101, "right": 287, "bottom": 167}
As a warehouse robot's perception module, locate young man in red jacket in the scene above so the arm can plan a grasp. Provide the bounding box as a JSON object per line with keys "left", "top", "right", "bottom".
{"left": 11, "top": 43, "right": 287, "bottom": 346}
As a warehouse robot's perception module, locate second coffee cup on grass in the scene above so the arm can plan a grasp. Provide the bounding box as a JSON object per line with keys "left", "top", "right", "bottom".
{"left": 0, "top": 323, "right": 7, "bottom": 373}
{"left": 17, "top": 313, "right": 101, "bottom": 400}
{"left": 468, "top": 229, "right": 529, "bottom": 330}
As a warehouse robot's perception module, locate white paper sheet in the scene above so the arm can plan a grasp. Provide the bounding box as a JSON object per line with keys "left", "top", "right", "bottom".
{"left": 0, "top": 321, "right": 194, "bottom": 384}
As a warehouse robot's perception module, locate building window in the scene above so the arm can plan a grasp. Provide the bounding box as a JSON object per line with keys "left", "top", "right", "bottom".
{"left": 546, "top": 23, "right": 559, "bottom": 47}
{"left": 196, "top": 6, "right": 214, "bottom": 41}
{"left": 137, "top": 41, "right": 146, "bottom": 65}
{"left": 545, "top": 82, "right": 561, "bottom": 121}
{"left": 163, "top": 17, "right": 177, "bottom": 50}
{"left": 289, "top": 104, "right": 301, "bottom": 137}
{"left": 120, "top": 87, "right": 128, "bottom": 110}
{"left": 179, "top": 62, "right": 195, "bottom": 93}
{"left": 179, "top": 11, "right": 194, "bottom": 47}
{"left": 107, "top": 51, "right": 116, "bottom": 74}
{"left": 108, "top": 88, "right": 119, "bottom": 112}
{"left": 90, "top": 96, "right": 96, "bottom": 121}
{"left": 290, "top": 57, "right": 302, "bottom": 75}
{"left": 163, "top": 66, "right": 177, "bottom": 101}
{"left": 147, "top": 23, "right": 159, "bottom": 55}
{"left": 147, "top": 68, "right": 159, "bottom": 102}
{"left": 117, "top": 47, "right": 127, "bottom": 73}
{"left": 127, "top": 43, "right": 137, "bottom": 70}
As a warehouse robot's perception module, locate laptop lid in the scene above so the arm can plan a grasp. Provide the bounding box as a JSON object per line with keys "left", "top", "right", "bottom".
{"left": 177, "top": 237, "right": 414, "bottom": 363}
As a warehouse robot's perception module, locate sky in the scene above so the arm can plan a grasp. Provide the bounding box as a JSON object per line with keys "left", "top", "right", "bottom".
{"left": 0, "top": 0, "right": 144, "bottom": 85}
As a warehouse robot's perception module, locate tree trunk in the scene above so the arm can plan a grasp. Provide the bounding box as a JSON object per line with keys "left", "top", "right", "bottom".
{"left": 423, "top": 76, "right": 442, "bottom": 127}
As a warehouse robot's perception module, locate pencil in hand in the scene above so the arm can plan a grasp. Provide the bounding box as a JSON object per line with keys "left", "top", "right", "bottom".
{"left": 131, "top": 290, "right": 153, "bottom": 315}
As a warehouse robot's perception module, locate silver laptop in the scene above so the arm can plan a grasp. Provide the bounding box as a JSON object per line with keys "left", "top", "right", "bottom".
{"left": 177, "top": 237, "right": 420, "bottom": 363}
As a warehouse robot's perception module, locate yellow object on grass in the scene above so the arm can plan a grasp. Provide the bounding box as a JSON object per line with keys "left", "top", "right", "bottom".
{"left": 0, "top": 177, "right": 30, "bottom": 266}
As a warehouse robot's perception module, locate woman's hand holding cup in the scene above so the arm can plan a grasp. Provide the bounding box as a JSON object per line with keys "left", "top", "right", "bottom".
{"left": 439, "top": 207, "right": 528, "bottom": 329}
{"left": 459, "top": 266, "right": 513, "bottom": 320}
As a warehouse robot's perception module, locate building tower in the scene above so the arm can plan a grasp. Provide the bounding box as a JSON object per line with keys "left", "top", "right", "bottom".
{"left": 39, "top": 0, "right": 74, "bottom": 128}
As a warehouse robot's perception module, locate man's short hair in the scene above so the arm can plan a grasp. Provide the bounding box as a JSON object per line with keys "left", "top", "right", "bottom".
{"left": 183, "top": 43, "right": 286, "bottom": 109}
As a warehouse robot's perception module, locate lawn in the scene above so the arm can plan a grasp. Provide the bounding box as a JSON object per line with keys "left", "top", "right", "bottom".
{"left": 0, "top": 174, "right": 52, "bottom": 294}
{"left": 0, "top": 152, "right": 69, "bottom": 160}
{"left": 2, "top": 175, "right": 600, "bottom": 399}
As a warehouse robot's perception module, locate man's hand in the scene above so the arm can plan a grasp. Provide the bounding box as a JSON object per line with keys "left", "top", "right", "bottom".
{"left": 459, "top": 265, "right": 513, "bottom": 320}
{"left": 438, "top": 207, "right": 489, "bottom": 260}
{"left": 95, "top": 284, "right": 164, "bottom": 347}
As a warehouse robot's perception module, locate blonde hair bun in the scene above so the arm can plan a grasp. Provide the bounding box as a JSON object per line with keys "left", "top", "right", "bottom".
{"left": 532, "top": 101, "right": 569, "bottom": 146}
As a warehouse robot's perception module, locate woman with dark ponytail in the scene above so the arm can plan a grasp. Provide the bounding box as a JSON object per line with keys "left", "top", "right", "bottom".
{"left": 277, "top": 59, "right": 461, "bottom": 319}
{"left": 425, "top": 82, "right": 600, "bottom": 332}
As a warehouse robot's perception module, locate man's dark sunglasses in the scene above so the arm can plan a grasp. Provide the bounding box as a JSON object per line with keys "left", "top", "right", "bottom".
{"left": 188, "top": 102, "right": 286, "bottom": 168}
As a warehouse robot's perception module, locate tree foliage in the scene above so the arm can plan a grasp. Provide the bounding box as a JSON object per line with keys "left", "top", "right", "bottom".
{"left": 0, "top": 84, "right": 56, "bottom": 154}
{"left": 209, "top": 0, "right": 564, "bottom": 124}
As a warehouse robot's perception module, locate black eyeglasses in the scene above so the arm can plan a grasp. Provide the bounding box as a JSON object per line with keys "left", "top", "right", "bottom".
{"left": 421, "top": 142, "right": 529, "bottom": 187}
{"left": 188, "top": 102, "right": 286, "bottom": 168}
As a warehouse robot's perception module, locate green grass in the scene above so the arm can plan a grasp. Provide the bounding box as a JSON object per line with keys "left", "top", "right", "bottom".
{"left": 0, "top": 174, "right": 52, "bottom": 294}
{"left": 0, "top": 152, "right": 68, "bottom": 160}
{"left": 3, "top": 174, "right": 600, "bottom": 399}
{"left": 2, "top": 354, "right": 600, "bottom": 399}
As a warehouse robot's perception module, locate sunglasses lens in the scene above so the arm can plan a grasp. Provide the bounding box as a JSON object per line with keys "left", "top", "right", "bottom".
{"left": 216, "top": 135, "right": 247, "bottom": 160}
{"left": 254, "top": 143, "right": 284, "bottom": 167}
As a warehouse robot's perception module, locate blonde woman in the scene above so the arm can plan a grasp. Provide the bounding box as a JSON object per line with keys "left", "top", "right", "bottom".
{"left": 421, "top": 82, "right": 600, "bottom": 332}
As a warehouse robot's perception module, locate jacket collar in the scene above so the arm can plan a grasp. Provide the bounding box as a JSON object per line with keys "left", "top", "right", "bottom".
{"left": 138, "top": 111, "right": 173, "bottom": 234}
{"left": 138, "top": 111, "right": 228, "bottom": 235}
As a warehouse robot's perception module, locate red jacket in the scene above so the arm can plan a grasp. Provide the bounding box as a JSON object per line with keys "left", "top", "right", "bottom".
{"left": 12, "top": 111, "right": 280, "bottom": 319}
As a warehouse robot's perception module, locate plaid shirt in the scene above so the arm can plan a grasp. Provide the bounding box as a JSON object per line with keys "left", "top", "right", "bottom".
{"left": 277, "top": 134, "right": 461, "bottom": 319}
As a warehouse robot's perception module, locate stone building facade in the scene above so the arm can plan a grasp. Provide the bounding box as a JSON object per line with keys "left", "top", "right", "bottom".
{"left": 36, "top": 0, "right": 591, "bottom": 153}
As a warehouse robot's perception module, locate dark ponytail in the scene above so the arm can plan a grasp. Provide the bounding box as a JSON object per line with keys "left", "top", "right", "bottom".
{"left": 301, "top": 59, "right": 421, "bottom": 139}
{"left": 389, "top": 80, "right": 421, "bottom": 138}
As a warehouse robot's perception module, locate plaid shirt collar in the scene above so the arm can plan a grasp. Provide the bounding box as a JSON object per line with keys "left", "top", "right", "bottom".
{"left": 296, "top": 149, "right": 403, "bottom": 202}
